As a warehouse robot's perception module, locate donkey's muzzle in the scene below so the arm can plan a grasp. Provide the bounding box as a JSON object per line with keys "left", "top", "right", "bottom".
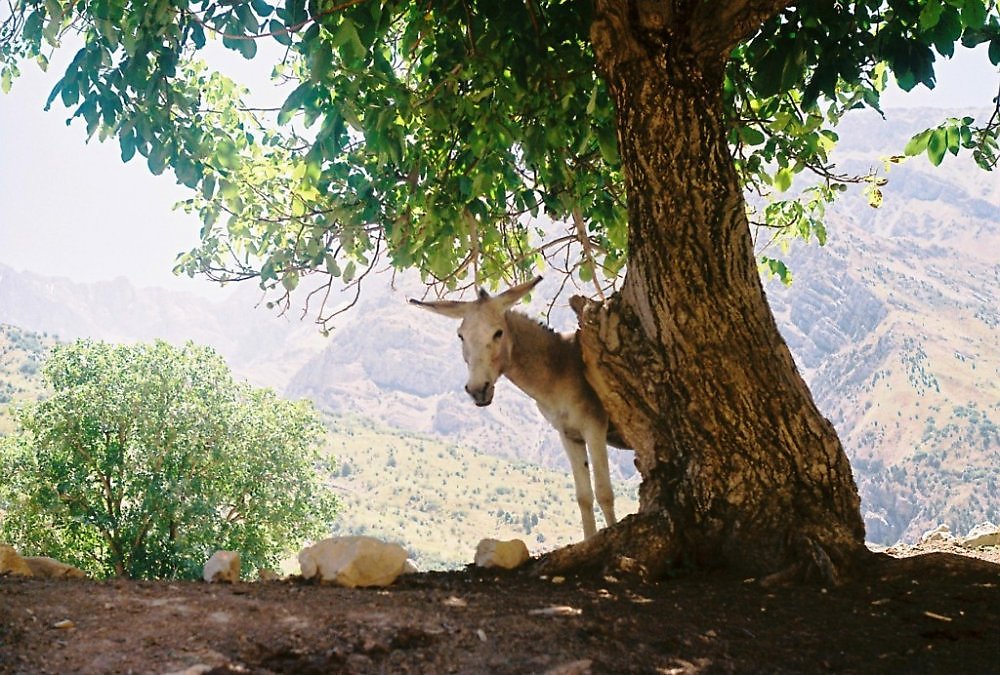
{"left": 465, "top": 383, "right": 494, "bottom": 407}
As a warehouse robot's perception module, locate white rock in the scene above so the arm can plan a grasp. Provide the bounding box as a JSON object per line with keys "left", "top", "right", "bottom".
{"left": 963, "top": 522, "right": 1000, "bottom": 549}
{"left": 474, "top": 538, "right": 530, "bottom": 570}
{"left": 298, "top": 536, "right": 408, "bottom": 587}
{"left": 203, "top": 550, "right": 241, "bottom": 583}
{"left": 920, "top": 524, "right": 953, "bottom": 543}
{"left": 24, "top": 556, "right": 86, "bottom": 579}
{"left": 0, "top": 545, "right": 33, "bottom": 577}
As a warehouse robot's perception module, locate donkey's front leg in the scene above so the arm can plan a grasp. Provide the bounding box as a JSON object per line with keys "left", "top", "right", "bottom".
{"left": 584, "top": 428, "right": 616, "bottom": 529}
{"left": 558, "top": 431, "right": 597, "bottom": 540}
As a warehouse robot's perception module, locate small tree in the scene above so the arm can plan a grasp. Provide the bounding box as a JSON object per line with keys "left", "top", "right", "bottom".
{"left": 0, "top": 339, "right": 338, "bottom": 579}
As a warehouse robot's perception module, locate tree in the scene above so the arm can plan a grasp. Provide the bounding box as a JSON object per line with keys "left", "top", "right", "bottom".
{"left": 0, "top": 340, "right": 338, "bottom": 579}
{"left": 2, "top": 0, "right": 998, "bottom": 581}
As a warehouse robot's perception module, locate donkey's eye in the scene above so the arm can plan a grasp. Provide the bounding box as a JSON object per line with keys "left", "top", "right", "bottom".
{"left": 457, "top": 333, "right": 464, "bottom": 342}
{"left": 493, "top": 329, "right": 504, "bottom": 340}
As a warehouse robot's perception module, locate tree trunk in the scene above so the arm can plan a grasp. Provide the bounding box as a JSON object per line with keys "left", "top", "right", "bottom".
{"left": 545, "top": 1, "right": 867, "bottom": 583}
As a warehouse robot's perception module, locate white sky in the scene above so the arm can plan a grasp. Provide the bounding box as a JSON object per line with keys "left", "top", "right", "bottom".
{"left": 0, "top": 41, "right": 996, "bottom": 298}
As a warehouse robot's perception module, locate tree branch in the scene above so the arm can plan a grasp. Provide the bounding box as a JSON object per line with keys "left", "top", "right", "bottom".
{"left": 690, "top": 0, "right": 794, "bottom": 61}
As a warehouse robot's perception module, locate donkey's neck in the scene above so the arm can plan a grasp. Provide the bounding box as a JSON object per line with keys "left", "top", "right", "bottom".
{"left": 502, "top": 311, "right": 574, "bottom": 404}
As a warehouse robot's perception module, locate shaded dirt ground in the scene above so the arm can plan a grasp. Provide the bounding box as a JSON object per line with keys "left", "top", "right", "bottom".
{"left": 1, "top": 544, "right": 997, "bottom": 674}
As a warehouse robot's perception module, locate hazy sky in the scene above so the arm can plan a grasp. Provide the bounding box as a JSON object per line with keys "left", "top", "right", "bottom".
{"left": 1, "top": 41, "right": 997, "bottom": 299}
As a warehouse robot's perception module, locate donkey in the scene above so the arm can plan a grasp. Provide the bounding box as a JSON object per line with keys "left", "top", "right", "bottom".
{"left": 410, "top": 276, "right": 622, "bottom": 540}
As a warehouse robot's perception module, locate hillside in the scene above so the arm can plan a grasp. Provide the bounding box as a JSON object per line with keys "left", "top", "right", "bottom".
{"left": 0, "top": 325, "right": 56, "bottom": 434}
{"left": 324, "top": 415, "right": 638, "bottom": 569}
{"left": 763, "top": 108, "right": 999, "bottom": 542}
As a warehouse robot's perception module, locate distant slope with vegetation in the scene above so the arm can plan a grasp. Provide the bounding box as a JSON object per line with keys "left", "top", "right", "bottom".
{"left": 0, "top": 325, "right": 56, "bottom": 434}
{"left": 324, "top": 415, "right": 639, "bottom": 569}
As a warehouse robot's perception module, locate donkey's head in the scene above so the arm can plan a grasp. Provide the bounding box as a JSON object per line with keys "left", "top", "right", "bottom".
{"left": 409, "top": 276, "right": 542, "bottom": 406}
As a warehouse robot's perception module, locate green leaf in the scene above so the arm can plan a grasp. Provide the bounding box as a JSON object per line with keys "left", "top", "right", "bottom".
{"left": 773, "top": 167, "right": 793, "bottom": 192}
{"left": 190, "top": 22, "right": 206, "bottom": 49}
{"left": 148, "top": 141, "right": 169, "bottom": 175}
{"left": 277, "top": 83, "right": 313, "bottom": 125}
{"left": 919, "top": 1, "right": 944, "bottom": 31}
{"left": 175, "top": 160, "right": 202, "bottom": 188}
{"left": 960, "top": 0, "right": 987, "bottom": 29}
{"left": 270, "top": 19, "right": 292, "bottom": 46}
{"left": 927, "top": 128, "right": 948, "bottom": 166}
{"left": 251, "top": 0, "right": 274, "bottom": 17}
{"left": 44, "top": 78, "right": 64, "bottom": 111}
{"left": 760, "top": 256, "right": 792, "bottom": 285}
{"left": 236, "top": 2, "right": 260, "bottom": 33}
{"left": 904, "top": 129, "right": 932, "bottom": 156}
{"left": 324, "top": 254, "right": 341, "bottom": 277}
{"left": 21, "top": 10, "right": 43, "bottom": 42}
{"left": 342, "top": 260, "right": 357, "bottom": 283}
{"left": 596, "top": 126, "right": 618, "bottom": 165}
{"left": 201, "top": 174, "right": 216, "bottom": 199}
{"left": 989, "top": 38, "right": 1000, "bottom": 66}
{"left": 237, "top": 38, "right": 258, "bottom": 60}
{"left": 931, "top": 7, "right": 963, "bottom": 55}
{"left": 945, "top": 124, "right": 961, "bottom": 155}
{"left": 740, "top": 126, "right": 766, "bottom": 146}
{"left": 120, "top": 132, "right": 137, "bottom": 163}
{"left": 260, "top": 260, "right": 277, "bottom": 282}
{"left": 332, "top": 19, "right": 366, "bottom": 65}
{"left": 752, "top": 42, "right": 806, "bottom": 98}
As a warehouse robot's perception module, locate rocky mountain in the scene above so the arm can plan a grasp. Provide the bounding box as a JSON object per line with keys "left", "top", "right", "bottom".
{"left": 0, "top": 108, "right": 996, "bottom": 546}
{"left": 0, "top": 266, "right": 328, "bottom": 390}
{"left": 764, "top": 108, "right": 999, "bottom": 543}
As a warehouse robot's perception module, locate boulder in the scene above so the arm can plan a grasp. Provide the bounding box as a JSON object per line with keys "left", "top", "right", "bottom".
{"left": 963, "top": 522, "right": 1000, "bottom": 549}
{"left": 474, "top": 538, "right": 530, "bottom": 570}
{"left": 203, "top": 550, "right": 241, "bottom": 583}
{"left": 298, "top": 536, "right": 408, "bottom": 587}
{"left": 24, "top": 556, "right": 86, "bottom": 579}
{"left": 0, "top": 545, "right": 33, "bottom": 577}
{"left": 919, "top": 524, "right": 953, "bottom": 543}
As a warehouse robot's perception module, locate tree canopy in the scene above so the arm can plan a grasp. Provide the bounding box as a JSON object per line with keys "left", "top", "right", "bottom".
{"left": 0, "top": 339, "right": 338, "bottom": 579}
{"left": 1, "top": 1, "right": 997, "bottom": 324}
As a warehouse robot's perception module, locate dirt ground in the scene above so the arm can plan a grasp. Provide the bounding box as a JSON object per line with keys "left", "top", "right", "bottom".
{"left": 1, "top": 542, "right": 997, "bottom": 675}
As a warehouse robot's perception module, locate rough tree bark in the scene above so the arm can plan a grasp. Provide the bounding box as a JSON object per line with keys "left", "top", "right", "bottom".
{"left": 542, "top": 0, "right": 868, "bottom": 583}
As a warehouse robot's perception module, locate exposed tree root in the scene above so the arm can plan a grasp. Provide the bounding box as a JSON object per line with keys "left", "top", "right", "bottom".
{"left": 535, "top": 513, "right": 872, "bottom": 587}
{"left": 534, "top": 511, "right": 680, "bottom": 581}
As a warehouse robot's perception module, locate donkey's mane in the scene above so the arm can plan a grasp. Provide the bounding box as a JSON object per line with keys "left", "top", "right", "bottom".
{"left": 505, "top": 309, "right": 560, "bottom": 337}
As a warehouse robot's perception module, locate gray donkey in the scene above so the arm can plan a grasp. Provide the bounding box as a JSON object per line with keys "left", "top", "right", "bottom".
{"left": 410, "top": 276, "right": 623, "bottom": 540}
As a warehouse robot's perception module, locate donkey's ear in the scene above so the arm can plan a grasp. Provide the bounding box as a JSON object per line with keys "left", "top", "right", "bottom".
{"left": 495, "top": 275, "right": 543, "bottom": 309}
{"left": 408, "top": 297, "right": 469, "bottom": 319}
